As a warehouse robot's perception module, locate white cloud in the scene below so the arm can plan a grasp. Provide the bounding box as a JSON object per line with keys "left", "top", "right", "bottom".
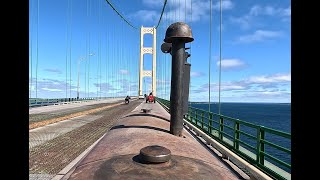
{"left": 135, "top": 0, "right": 234, "bottom": 24}
{"left": 192, "top": 72, "right": 290, "bottom": 93}
{"left": 259, "top": 91, "right": 283, "bottom": 95}
{"left": 216, "top": 59, "right": 247, "bottom": 70}
{"left": 220, "top": 84, "right": 246, "bottom": 91}
{"left": 282, "top": 6, "right": 291, "bottom": 16}
{"left": 241, "top": 90, "right": 291, "bottom": 101}
{"left": 188, "top": 72, "right": 291, "bottom": 102}
{"left": 230, "top": 5, "right": 291, "bottom": 29}
{"left": 249, "top": 5, "right": 291, "bottom": 17}
{"left": 248, "top": 73, "right": 291, "bottom": 83}
{"left": 236, "top": 30, "right": 283, "bottom": 43}
{"left": 44, "top": 68, "right": 62, "bottom": 74}
{"left": 131, "top": 10, "right": 159, "bottom": 23}
{"left": 191, "top": 71, "right": 206, "bottom": 77}
{"left": 164, "top": 0, "right": 210, "bottom": 22}
{"left": 42, "top": 88, "right": 63, "bottom": 92}
{"left": 229, "top": 15, "right": 252, "bottom": 30}
{"left": 212, "top": 0, "right": 234, "bottom": 10}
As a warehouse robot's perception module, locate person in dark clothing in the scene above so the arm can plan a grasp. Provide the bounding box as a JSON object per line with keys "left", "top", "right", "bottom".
{"left": 125, "top": 95, "right": 131, "bottom": 104}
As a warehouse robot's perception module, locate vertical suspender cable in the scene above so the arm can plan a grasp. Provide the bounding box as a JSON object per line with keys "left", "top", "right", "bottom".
{"left": 30, "top": 0, "right": 34, "bottom": 98}
{"left": 110, "top": 25, "right": 113, "bottom": 98}
{"left": 69, "top": 0, "right": 73, "bottom": 98}
{"left": 88, "top": 0, "right": 91, "bottom": 98}
{"left": 99, "top": 0, "right": 102, "bottom": 99}
{"left": 98, "top": 0, "right": 100, "bottom": 99}
{"left": 165, "top": 1, "right": 169, "bottom": 99}
{"left": 218, "top": 0, "right": 222, "bottom": 115}
{"left": 107, "top": 16, "right": 109, "bottom": 97}
{"left": 174, "top": 0, "right": 176, "bottom": 22}
{"left": 185, "top": 0, "right": 186, "bottom": 22}
{"left": 208, "top": 0, "right": 212, "bottom": 112}
{"left": 117, "top": 25, "right": 120, "bottom": 97}
{"left": 36, "top": 0, "right": 39, "bottom": 99}
{"left": 164, "top": 10, "right": 167, "bottom": 99}
{"left": 85, "top": 0, "right": 89, "bottom": 98}
{"left": 188, "top": 0, "right": 192, "bottom": 105}
{"left": 97, "top": 0, "right": 100, "bottom": 99}
{"left": 111, "top": 25, "right": 114, "bottom": 98}
{"left": 114, "top": 25, "right": 117, "bottom": 97}
{"left": 119, "top": 20, "right": 122, "bottom": 97}
{"left": 84, "top": 51, "right": 87, "bottom": 98}
{"left": 179, "top": 0, "right": 181, "bottom": 21}
{"left": 65, "top": 0, "right": 69, "bottom": 99}
{"left": 121, "top": 21, "right": 124, "bottom": 97}
{"left": 116, "top": 24, "right": 119, "bottom": 97}
{"left": 179, "top": 0, "right": 181, "bottom": 22}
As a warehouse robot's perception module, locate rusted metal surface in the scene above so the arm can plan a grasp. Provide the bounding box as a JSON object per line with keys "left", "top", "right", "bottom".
{"left": 182, "top": 62, "right": 191, "bottom": 115}
{"left": 164, "top": 22, "right": 194, "bottom": 43}
{"left": 139, "top": 145, "right": 171, "bottom": 163}
{"left": 70, "top": 154, "right": 230, "bottom": 180}
{"left": 141, "top": 108, "right": 152, "bottom": 113}
{"left": 67, "top": 102, "right": 242, "bottom": 179}
{"left": 29, "top": 100, "right": 142, "bottom": 176}
{"left": 169, "top": 38, "right": 185, "bottom": 136}
{"left": 161, "top": 42, "right": 172, "bottom": 53}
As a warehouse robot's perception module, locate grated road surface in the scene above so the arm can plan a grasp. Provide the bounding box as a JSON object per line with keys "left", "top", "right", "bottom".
{"left": 29, "top": 99, "right": 142, "bottom": 177}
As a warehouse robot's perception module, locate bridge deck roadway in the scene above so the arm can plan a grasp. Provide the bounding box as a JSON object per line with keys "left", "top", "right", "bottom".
{"left": 29, "top": 98, "right": 142, "bottom": 180}
{"left": 29, "top": 98, "right": 249, "bottom": 180}
{"left": 29, "top": 98, "right": 124, "bottom": 115}
{"left": 65, "top": 101, "right": 250, "bottom": 180}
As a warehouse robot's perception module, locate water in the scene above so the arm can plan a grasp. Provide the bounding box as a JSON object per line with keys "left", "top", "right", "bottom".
{"left": 190, "top": 102, "right": 291, "bottom": 173}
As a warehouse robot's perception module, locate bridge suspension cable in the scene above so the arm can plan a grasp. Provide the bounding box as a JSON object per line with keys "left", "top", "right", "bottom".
{"left": 104, "top": 0, "right": 137, "bottom": 29}
{"left": 155, "top": 0, "right": 168, "bottom": 29}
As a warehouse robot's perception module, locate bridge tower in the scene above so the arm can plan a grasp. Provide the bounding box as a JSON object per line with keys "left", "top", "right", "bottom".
{"left": 139, "top": 26, "right": 156, "bottom": 98}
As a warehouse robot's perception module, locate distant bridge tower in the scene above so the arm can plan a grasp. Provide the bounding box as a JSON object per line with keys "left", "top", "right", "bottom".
{"left": 139, "top": 26, "right": 156, "bottom": 98}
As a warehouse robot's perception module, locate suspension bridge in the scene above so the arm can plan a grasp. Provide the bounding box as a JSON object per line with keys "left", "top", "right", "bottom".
{"left": 29, "top": 0, "right": 291, "bottom": 179}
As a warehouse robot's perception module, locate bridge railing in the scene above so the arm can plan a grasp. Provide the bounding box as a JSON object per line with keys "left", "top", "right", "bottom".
{"left": 156, "top": 97, "right": 291, "bottom": 180}
{"left": 29, "top": 97, "right": 122, "bottom": 107}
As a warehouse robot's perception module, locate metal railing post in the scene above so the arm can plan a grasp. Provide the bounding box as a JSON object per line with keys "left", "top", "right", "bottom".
{"left": 219, "top": 116, "right": 224, "bottom": 140}
{"left": 208, "top": 113, "right": 212, "bottom": 134}
{"left": 201, "top": 111, "right": 204, "bottom": 129}
{"left": 256, "top": 127, "right": 265, "bottom": 165}
{"left": 234, "top": 122, "right": 240, "bottom": 150}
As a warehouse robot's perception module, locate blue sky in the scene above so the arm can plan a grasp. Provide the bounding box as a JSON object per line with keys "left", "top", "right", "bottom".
{"left": 29, "top": 0, "right": 291, "bottom": 103}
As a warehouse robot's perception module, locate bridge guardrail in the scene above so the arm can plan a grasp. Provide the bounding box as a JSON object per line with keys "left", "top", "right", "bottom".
{"left": 29, "top": 97, "right": 122, "bottom": 107}
{"left": 156, "top": 97, "right": 291, "bottom": 180}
